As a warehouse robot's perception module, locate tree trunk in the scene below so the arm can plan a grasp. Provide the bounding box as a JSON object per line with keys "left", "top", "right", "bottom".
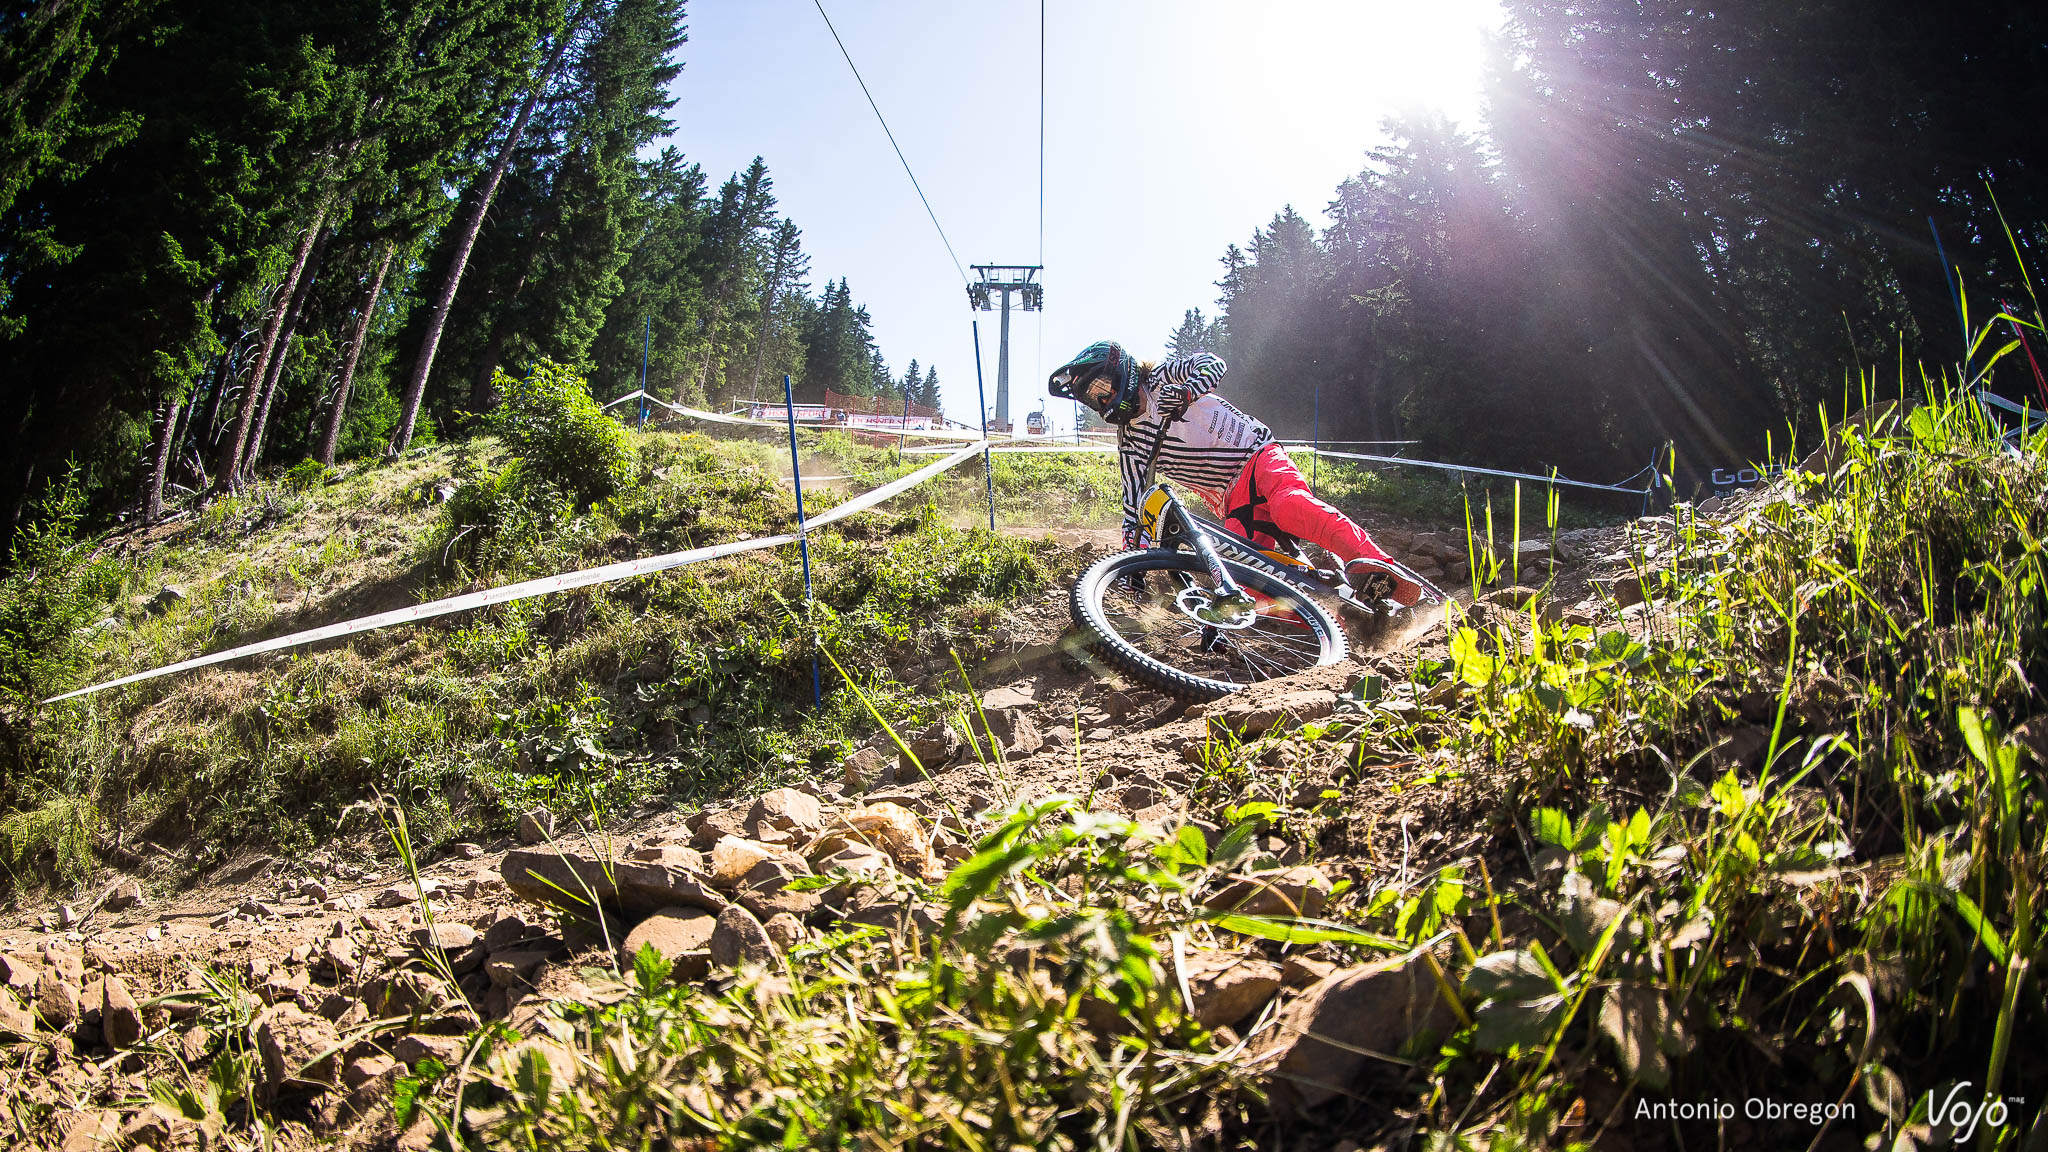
{"left": 319, "top": 243, "right": 393, "bottom": 465}
{"left": 140, "top": 394, "right": 182, "bottom": 524}
{"left": 214, "top": 204, "right": 328, "bottom": 492}
{"left": 245, "top": 225, "right": 333, "bottom": 476}
{"left": 747, "top": 256, "right": 795, "bottom": 398}
{"left": 390, "top": 32, "right": 570, "bottom": 457}
{"left": 695, "top": 297, "right": 726, "bottom": 402}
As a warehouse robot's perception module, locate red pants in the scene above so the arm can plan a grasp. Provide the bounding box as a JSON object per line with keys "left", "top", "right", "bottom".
{"left": 1211, "top": 443, "right": 1389, "bottom": 563}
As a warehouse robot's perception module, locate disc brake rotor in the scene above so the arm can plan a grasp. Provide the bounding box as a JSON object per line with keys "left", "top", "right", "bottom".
{"left": 1174, "top": 585, "right": 1258, "bottom": 630}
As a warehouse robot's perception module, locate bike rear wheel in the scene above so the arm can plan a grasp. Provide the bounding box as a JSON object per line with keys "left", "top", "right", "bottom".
{"left": 1070, "top": 550, "right": 1347, "bottom": 702}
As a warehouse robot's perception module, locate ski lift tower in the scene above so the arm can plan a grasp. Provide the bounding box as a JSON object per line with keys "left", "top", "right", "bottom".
{"left": 966, "top": 264, "right": 1043, "bottom": 435}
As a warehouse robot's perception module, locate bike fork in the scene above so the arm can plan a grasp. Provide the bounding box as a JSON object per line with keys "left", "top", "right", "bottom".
{"left": 1188, "top": 522, "right": 1248, "bottom": 604}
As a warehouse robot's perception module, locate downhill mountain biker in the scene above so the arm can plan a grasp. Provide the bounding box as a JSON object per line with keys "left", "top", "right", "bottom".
{"left": 1049, "top": 340, "right": 1422, "bottom": 607}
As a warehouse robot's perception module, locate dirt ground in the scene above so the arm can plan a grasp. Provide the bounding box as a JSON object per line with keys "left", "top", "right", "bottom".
{"left": 0, "top": 510, "right": 1662, "bottom": 1150}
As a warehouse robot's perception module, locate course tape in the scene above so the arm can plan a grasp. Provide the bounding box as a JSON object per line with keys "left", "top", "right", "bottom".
{"left": 1300, "top": 447, "right": 1653, "bottom": 495}
{"left": 603, "top": 389, "right": 989, "bottom": 442}
{"left": 905, "top": 441, "right": 1645, "bottom": 497}
{"left": 905, "top": 442, "right": 1116, "bottom": 455}
{"left": 45, "top": 442, "right": 988, "bottom": 704}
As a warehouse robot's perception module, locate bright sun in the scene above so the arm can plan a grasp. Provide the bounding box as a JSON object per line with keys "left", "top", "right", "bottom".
{"left": 1169, "top": 0, "right": 1503, "bottom": 168}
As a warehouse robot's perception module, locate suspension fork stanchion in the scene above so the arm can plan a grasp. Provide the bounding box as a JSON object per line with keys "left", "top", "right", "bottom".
{"left": 973, "top": 320, "right": 995, "bottom": 533}
{"left": 1161, "top": 490, "right": 1247, "bottom": 602}
{"left": 782, "top": 373, "right": 822, "bottom": 707}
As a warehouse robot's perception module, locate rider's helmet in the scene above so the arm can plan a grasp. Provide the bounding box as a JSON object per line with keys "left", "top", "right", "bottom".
{"left": 1048, "top": 341, "right": 1145, "bottom": 425}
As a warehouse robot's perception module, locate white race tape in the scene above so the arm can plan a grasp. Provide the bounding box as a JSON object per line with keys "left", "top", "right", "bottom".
{"left": 604, "top": 389, "right": 989, "bottom": 441}
{"left": 46, "top": 440, "right": 991, "bottom": 704}
{"left": 1300, "top": 447, "right": 1653, "bottom": 495}
{"left": 904, "top": 440, "right": 1116, "bottom": 455}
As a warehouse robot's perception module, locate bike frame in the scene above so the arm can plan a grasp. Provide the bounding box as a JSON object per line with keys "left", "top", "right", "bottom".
{"left": 1135, "top": 479, "right": 1437, "bottom": 616}
{"left": 1136, "top": 482, "right": 1255, "bottom": 603}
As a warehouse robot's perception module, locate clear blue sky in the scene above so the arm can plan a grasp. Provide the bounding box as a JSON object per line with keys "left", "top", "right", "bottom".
{"left": 663, "top": 0, "right": 1503, "bottom": 433}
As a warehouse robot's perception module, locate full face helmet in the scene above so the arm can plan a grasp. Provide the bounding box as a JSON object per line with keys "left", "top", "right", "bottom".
{"left": 1048, "top": 341, "right": 1144, "bottom": 425}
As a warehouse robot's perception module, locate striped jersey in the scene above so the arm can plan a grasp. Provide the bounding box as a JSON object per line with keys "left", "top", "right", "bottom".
{"left": 1117, "top": 353, "right": 1272, "bottom": 546}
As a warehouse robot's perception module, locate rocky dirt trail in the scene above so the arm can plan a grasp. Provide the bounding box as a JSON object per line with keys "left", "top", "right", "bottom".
{"left": 0, "top": 517, "right": 1664, "bottom": 1150}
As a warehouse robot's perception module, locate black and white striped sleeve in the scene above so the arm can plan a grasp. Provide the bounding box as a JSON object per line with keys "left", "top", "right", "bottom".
{"left": 1118, "top": 425, "right": 1150, "bottom": 548}
{"left": 1151, "top": 354, "right": 1227, "bottom": 419}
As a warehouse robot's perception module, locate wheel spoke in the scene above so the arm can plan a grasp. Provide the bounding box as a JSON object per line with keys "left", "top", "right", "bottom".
{"left": 1082, "top": 553, "right": 1340, "bottom": 698}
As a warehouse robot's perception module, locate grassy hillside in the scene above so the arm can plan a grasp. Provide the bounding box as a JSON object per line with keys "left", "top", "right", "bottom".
{"left": 428, "top": 387, "right": 2048, "bottom": 1149}
{"left": 0, "top": 423, "right": 1060, "bottom": 886}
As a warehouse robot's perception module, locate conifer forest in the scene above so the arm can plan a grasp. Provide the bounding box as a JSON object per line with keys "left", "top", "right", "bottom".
{"left": 4, "top": 0, "right": 2046, "bottom": 540}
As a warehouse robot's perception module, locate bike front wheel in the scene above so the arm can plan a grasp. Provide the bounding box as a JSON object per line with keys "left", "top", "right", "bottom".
{"left": 1070, "top": 550, "right": 1348, "bottom": 702}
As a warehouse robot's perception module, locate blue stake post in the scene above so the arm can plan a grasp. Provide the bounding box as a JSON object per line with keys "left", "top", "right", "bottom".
{"left": 972, "top": 321, "right": 995, "bottom": 532}
{"left": 638, "top": 315, "right": 650, "bottom": 430}
{"left": 1311, "top": 383, "right": 1321, "bottom": 496}
{"left": 781, "top": 373, "right": 822, "bottom": 707}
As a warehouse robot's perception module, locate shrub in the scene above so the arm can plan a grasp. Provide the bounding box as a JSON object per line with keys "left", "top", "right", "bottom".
{"left": 490, "top": 360, "right": 634, "bottom": 505}
{"left": 282, "top": 458, "right": 333, "bottom": 490}
{"left": 0, "top": 471, "right": 123, "bottom": 708}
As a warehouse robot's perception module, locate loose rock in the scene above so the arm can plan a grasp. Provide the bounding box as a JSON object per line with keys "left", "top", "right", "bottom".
{"left": 1183, "top": 950, "right": 1283, "bottom": 1029}
{"left": 748, "top": 788, "right": 824, "bottom": 837}
{"left": 708, "top": 906, "right": 776, "bottom": 969}
{"left": 805, "top": 802, "right": 937, "bottom": 879}
{"left": 516, "top": 807, "right": 556, "bottom": 845}
{"left": 1259, "top": 955, "right": 1457, "bottom": 1113}
{"left": 501, "top": 846, "right": 728, "bottom": 919}
{"left": 1204, "top": 866, "right": 1332, "bottom": 918}
{"left": 254, "top": 1003, "right": 342, "bottom": 1100}
{"left": 619, "top": 907, "right": 717, "bottom": 976}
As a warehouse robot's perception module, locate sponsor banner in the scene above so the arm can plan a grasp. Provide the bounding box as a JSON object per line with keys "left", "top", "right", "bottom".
{"left": 843, "top": 413, "right": 937, "bottom": 431}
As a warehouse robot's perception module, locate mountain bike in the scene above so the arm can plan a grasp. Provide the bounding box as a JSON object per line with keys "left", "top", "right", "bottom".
{"left": 1069, "top": 479, "right": 1447, "bottom": 702}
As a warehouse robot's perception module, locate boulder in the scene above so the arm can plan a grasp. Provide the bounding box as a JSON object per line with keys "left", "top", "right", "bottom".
{"left": 1200, "top": 690, "right": 1336, "bottom": 738}
{"left": 761, "top": 912, "right": 807, "bottom": 951}
{"left": 1204, "top": 866, "right": 1332, "bottom": 919}
{"left": 344, "top": 1053, "right": 400, "bottom": 1091}
{"left": 393, "top": 1033, "right": 465, "bottom": 1069}
{"left": 500, "top": 846, "right": 729, "bottom": 920}
{"left": 0, "top": 989, "right": 36, "bottom": 1038}
{"left": 255, "top": 1003, "right": 342, "bottom": 1100}
{"left": 738, "top": 885, "right": 820, "bottom": 922}
{"left": 105, "top": 880, "right": 147, "bottom": 911}
{"left": 689, "top": 807, "right": 752, "bottom": 849}
{"left": 36, "top": 971, "right": 81, "bottom": 1028}
{"left": 624, "top": 844, "right": 706, "bottom": 872}
{"left": 1118, "top": 774, "right": 1168, "bottom": 811}
{"left": 60, "top": 1112, "right": 120, "bottom": 1152}
{"left": 486, "top": 950, "right": 554, "bottom": 990}
{"left": 411, "top": 922, "right": 479, "bottom": 954}
{"left": 804, "top": 802, "right": 937, "bottom": 879}
{"left": 0, "top": 954, "right": 38, "bottom": 993}
{"left": 144, "top": 585, "right": 187, "bottom": 614}
{"left": 1259, "top": 955, "right": 1457, "bottom": 1113}
{"left": 1593, "top": 573, "right": 1646, "bottom": 610}
{"left": 979, "top": 685, "right": 1036, "bottom": 712}
{"left": 840, "top": 746, "right": 892, "bottom": 792}
{"left": 516, "top": 807, "right": 555, "bottom": 845}
{"left": 1183, "top": 951, "right": 1283, "bottom": 1030}
{"left": 482, "top": 912, "right": 548, "bottom": 953}
{"left": 708, "top": 906, "right": 776, "bottom": 969}
{"left": 980, "top": 708, "right": 1044, "bottom": 756}
{"left": 748, "top": 788, "right": 824, "bottom": 837}
{"left": 901, "top": 721, "right": 961, "bottom": 776}
{"left": 619, "top": 907, "right": 717, "bottom": 975}
{"left": 707, "top": 837, "right": 781, "bottom": 890}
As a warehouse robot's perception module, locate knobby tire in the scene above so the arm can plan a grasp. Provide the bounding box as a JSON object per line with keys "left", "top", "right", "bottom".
{"left": 1070, "top": 549, "right": 1347, "bottom": 702}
